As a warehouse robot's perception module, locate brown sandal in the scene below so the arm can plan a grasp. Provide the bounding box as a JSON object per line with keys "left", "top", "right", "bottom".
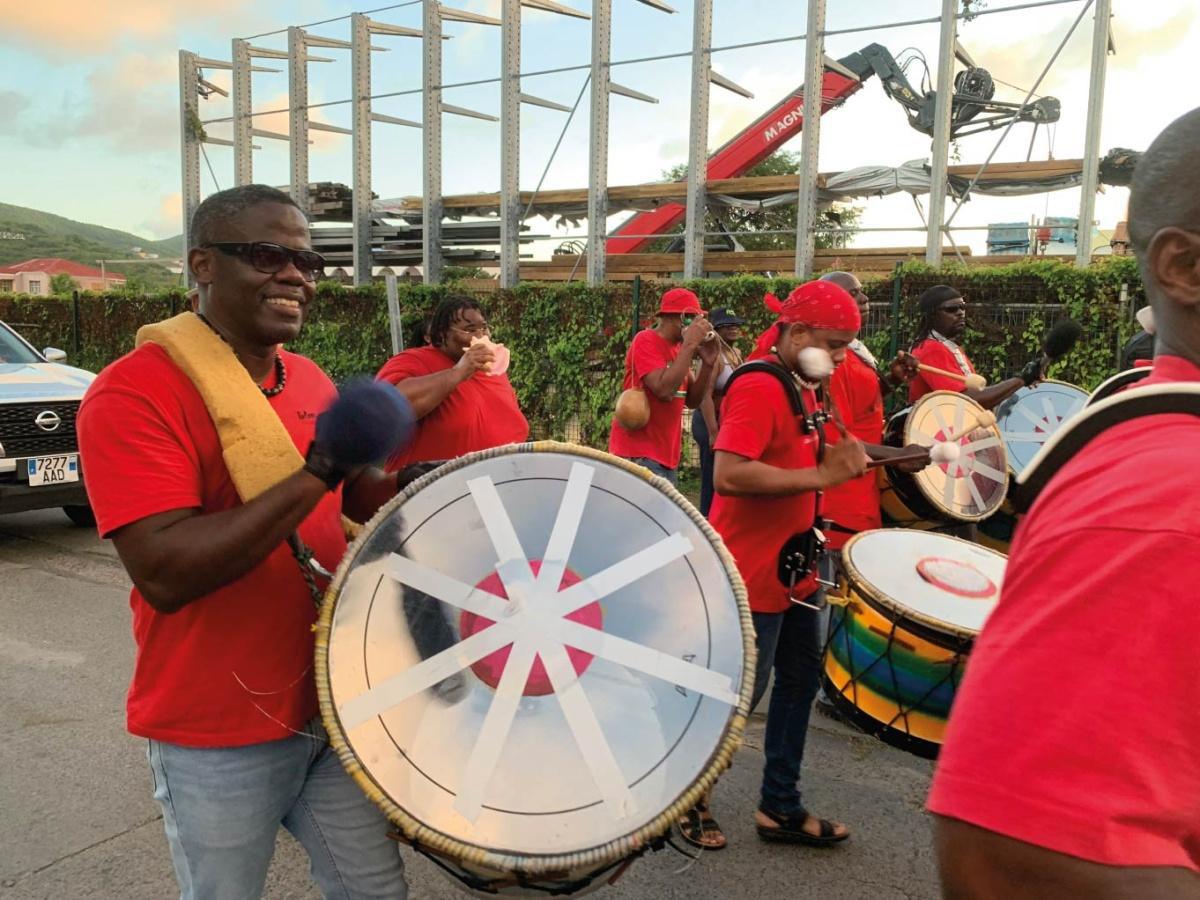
{"left": 678, "top": 802, "right": 728, "bottom": 850}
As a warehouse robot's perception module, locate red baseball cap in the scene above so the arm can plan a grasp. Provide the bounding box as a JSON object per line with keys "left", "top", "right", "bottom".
{"left": 657, "top": 288, "right": 703, "bottom": 316}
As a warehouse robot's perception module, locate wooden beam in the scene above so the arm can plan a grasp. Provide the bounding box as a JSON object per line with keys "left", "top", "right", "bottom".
{"left": 390, "top": 160, "right": 1085, "bottom": 214}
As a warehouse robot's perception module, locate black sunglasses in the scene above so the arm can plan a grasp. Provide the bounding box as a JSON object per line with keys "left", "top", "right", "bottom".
{"left": 205, "top": 242, "right": 326, "bottom": 282}
{"left": 939, "top": 303, "right": 967, "bottom": 313}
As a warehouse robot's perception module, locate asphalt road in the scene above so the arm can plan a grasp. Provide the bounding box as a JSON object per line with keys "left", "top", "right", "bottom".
{"left": 0, "top": 509, "right": 939, "bottom": 900}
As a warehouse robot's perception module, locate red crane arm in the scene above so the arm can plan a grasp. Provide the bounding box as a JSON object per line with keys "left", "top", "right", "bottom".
{"left": 606, "top": 64, "right": 863, "bottom": 255}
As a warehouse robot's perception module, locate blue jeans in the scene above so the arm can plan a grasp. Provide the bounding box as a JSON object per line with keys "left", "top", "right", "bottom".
{"left": 625, "top": 456, "right": 678, "bottom": 486}
{"left": 750, "top": 598, "right": 824, "bottom": 817}
{"left": 690, "top": 409, "right": 715, "bottom": 516}
{"left": 147, "top": 719, "right": 407, "bottom": 900}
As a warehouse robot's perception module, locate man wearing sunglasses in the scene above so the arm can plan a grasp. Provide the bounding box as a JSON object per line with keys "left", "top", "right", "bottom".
{"left": 607, "top": 287, "right": 719, "bottom": 485}
{"left": 908, "top": 284, "right": 1033, "bottom": 410}
{"left": 77, "top": 185, "right": 410, "bottom": 899}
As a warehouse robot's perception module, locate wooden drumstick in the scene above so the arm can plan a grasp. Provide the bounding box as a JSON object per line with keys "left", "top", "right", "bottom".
{"left": 918, "top": 362, "right": 987, "bottom": 391}
{"left": 940, "top": 409, "right": 997, "bottom": 444}
{"left": 866, "top": 441, "right": 960, "bottom": 469}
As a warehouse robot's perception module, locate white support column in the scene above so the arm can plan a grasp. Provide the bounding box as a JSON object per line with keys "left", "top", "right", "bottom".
{"left": 925, "top": 0, "right": 957, "bottom": 265}
{"left": 178, "top": 51, "right": 202, "bottom": 285}
{"left": 232, "top": 38, "right": 253, "bottom": 186}
{"left": 793, "top": 0, "right": 825, "bottom": 278}
{"left": 500, "top": 0, "right": 522, "bottom": 288}
{"left": 422, "top": 0, "right": 444, "bottom": 285}
{"left": 1076, "top": 0, "right": 1112, "bottom": 267}
{"left": 586, "top": 0, "right": 612, "bottom": 285}
{"left": 351, "top": 13, "right": 373, "bottom": 286}
{"left": 288, "top": 27, "right": 310, "bottom": 214}
{"left": 683, "top": 0, "right": 713, "bottom": 280}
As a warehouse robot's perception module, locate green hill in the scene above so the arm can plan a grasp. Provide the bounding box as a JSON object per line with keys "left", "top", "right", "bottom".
{"left": 0, "top": 202, "right": 183, "bottom": 288}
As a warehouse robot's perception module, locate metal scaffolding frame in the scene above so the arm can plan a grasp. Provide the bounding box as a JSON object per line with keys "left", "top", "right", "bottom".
{"left": 178, "top": 0, "right": 1113, "bottom": 286}
{"left": 793, "top": 0, "right": 825, "bottom": 277}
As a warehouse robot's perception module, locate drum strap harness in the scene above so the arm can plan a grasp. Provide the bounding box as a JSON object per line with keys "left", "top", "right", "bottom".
{"left": 723, "top": 359, "right": 836, "bottom": 611}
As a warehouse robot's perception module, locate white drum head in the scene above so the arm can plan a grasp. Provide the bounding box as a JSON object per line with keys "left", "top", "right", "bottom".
{"left": 843, "top": 529, "right": 1006, "bottom": 636}
{"left": 903, "top": 391, "right": 1009, "bottom": 520}
{"left": 994, "top": 380, "right": 1087, "bottom": 475}
{"left": 316, "top": 443, "right": 753, "bottom": 879}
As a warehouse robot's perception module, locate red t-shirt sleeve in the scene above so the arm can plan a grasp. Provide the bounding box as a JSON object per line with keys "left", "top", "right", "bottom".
{"left": 714, "top": 376, "right": 777, "bottom": 460}
{"left": 78, "top": 386, "right": 203, "bottom": 539}
{"left": 928, "top": 527, "right": 1200, "bottom": 871}
{"left": 376, "top": 349, "right": 434, "bottom": 384}
{"left": 911, "top": 341, "right": 969, "bottom": 394}
{"left": 630, "top": 332, "right": 672, "bottom": 386}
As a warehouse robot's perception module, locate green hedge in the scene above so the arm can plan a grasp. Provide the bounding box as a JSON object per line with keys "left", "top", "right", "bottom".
{"left": 0, "top": 258, "right": 1146, "bottom": 451}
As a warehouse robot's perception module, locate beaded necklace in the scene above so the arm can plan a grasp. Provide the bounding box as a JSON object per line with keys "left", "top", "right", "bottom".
{"left": 194, "top": 311, "right": 287, "bottom": 397}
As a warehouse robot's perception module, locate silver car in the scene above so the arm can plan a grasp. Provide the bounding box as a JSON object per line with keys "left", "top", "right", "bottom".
{"left": 0, "top": 321, "right": 95, "bottom": 525}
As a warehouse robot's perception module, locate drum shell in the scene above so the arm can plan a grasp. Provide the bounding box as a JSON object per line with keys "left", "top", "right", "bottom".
{"left": 822, "top": 583, "right": 973, "bottom": 759}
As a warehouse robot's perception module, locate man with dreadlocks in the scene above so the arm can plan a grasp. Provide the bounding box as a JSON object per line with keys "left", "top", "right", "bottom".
{"left": 708, "top": 281, "right": 868, "bottom": 847}
{"left": 907, "top": 284, "right": 1037, "bottom": 410}
{"left": 377, "top": 295, "right": 529, "bottom": 473}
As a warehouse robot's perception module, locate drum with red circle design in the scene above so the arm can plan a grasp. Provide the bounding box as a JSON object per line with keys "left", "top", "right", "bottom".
{"left": 315, "top": 442, "right": 754, "bottom": 896}
{"left": 822, "top": 529, "right": 1006, "bottom": 759}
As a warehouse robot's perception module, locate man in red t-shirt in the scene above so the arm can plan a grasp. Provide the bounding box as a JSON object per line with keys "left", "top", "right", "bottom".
{"left": 819, "top": 271, "right": 924, "bottom": 548}
{"left": 77, "top": 186, "right": 411, "bottom": 899}
{"left": 908, "top": 284, "right": 1037, "bottom": 409}
{"left": 928, "top": 107, "right": 1200, "bottom": 896}
{"left": 376, "top": 295, "right": 528, "bottom": 473}
{"left": 709, "top": 281, "right": 868, "bottom": 847}
{"left": 607, "top": 287, "right": 718, "bottom": 485}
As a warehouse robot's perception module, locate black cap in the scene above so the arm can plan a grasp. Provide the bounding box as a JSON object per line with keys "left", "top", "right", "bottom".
{"left": 918, "top": 285, "right": 963, "bottom": 315}
{"left": 709, "top": 307, "right": 746, "bottom": 328}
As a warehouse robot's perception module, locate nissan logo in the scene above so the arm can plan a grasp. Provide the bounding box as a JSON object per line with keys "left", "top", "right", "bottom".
{"left": 34, "top": 411, "right": 61, "bottom": 432}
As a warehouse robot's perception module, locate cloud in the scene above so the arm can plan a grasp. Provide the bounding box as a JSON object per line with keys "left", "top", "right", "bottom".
{"left": 0, "top": 90, "right": 30, "bottom": 119}
{"left": 1, "top": 0, "right": 269, "bottom": 56}
{"left": 138, "top": 192, "right": 184, "bottom": 241}
{"left": 35, "top": 54, "right": 179, "bottom": 153}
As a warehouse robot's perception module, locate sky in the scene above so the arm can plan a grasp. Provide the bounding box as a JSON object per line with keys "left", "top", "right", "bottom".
{"left": 0, "top": 0, "right": 1197, "bottom": 258}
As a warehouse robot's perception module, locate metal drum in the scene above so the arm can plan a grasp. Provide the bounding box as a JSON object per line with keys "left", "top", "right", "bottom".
{"left": 822, "top": 529, "right": 1006, "bottom": 759}
{"left": 880, "top": 390, "right": 1009, "bottom": 526}
{"left": 977, "top": 380, "right": 1088, "bottom": 552}
{"left": 315, "top": 442, "right": 755, "bottom": 897}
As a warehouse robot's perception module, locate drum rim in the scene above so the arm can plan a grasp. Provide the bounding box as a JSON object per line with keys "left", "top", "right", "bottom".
{"left": 996, "top": 379, "right": 1088, "bottom": 478}
{"left": 902, "top": 390, "right": 1010, "bottom": 522}
{"left": 840, "top": 528, "right": 1006, "bottom": 640}
{"left": 313, "top": 440, "right": 757, "bottom": 877}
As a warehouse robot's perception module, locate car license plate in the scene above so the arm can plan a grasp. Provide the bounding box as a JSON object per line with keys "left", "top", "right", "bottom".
{"left": 26, "top": 455, "right": 79, "bottom": 487}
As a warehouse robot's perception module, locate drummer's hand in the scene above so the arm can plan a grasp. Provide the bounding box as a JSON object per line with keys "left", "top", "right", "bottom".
{"left": 888, "top": 351, "right": 920, "bottom": 385}
{"left": 896, "top": 443, "right": 931, "bottom": 473}
{"left": 819, "top": 433, "right": 869, "bottom": 488}
{"left": 455, "top": 339, "right": 494, "bottom": 378}
{"left": 683, "top": 316, "right": 713, "bottom": 349}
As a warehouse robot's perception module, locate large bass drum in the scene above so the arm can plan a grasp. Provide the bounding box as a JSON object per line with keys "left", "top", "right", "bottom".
{"left": 880, "top": 390, "right": 1009, "bottom": 526}
{"left": 977, "top": 380, "right": 1088, "bottom": 552}
{"left": 315, "top": 442, "right": 755, "bottom": 897}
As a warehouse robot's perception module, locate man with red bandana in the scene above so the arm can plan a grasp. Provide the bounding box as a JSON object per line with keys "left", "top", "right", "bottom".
{"left": 709, "top": 281, "right": 869, "bottom": 847}
{"left": 929, "top": 108, "right": 1200, "bottom": 896}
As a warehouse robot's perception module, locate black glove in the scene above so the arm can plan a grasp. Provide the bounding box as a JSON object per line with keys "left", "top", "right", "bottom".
{"left": 1018, "top": 355, "right": 1045, "bottom": 387}
{"left": 304, "top": 378, "right": 417, "bottom": 489}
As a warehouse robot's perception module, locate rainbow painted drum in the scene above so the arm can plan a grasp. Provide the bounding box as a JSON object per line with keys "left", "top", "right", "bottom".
{"left": 821, "top": 529, "right": 1006, "bottom": 759}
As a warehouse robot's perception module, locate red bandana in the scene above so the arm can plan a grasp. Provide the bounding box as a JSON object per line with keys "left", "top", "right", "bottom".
{"left": 752, "top": 282, "right": 861, "bottom": 357}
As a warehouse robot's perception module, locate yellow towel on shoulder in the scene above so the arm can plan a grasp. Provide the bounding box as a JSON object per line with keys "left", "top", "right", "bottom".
{"left": 136, "top": 313, "right": 303, "bottom": 503}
